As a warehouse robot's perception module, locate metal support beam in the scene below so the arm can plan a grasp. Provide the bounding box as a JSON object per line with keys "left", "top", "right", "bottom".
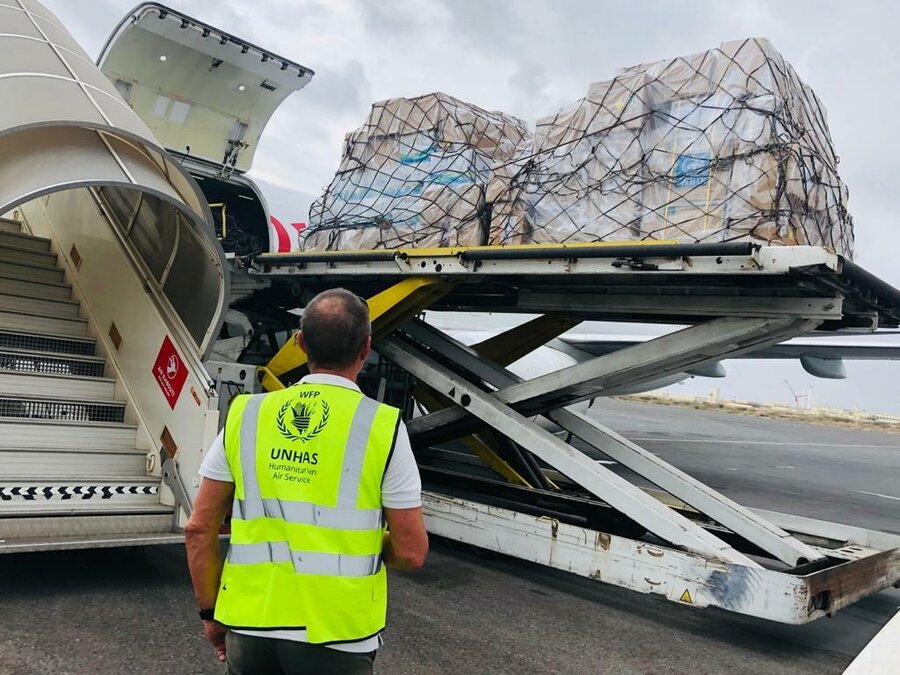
{"left": 518, "top": 290, "right": 842, "bottom": 320}
{"left": 423, "top": 492, "right": 900, "bottom": 625}
{"left": 411, "top": 383, "right": 532, "bottom": 487}
{"left": 472, "top": 313, "right": 581, "bottom": 366}
{"left": 378, "top": 335, "right": 758, "bottom": 565}
{"left": 407, "top": 316, "right": 819, "bottom": 444}
{"left": 398, "top": 320, "right": 824, "bottom": 566}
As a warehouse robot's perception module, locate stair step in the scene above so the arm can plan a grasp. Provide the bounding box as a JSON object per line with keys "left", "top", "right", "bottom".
{"left": 0, "top": 274, "right": 71, "bottom": 301}
{"left": 0, "top": 329, "right": 95, "bottom": 357}
{"left": 0, "top": 394, "right": 124, "bottom": 423}
{"left": 0, "top": 478, "right": 161, "bottom": 515}
{"left": 0, "top": 510, "right": 176, "bottom": 552}
{"left": 0, "top": 347, "right": 105, "bottom": 378}
{"left": 0, "top": 291, "right": 79, "bottom": 318}
{"left": 0, "top": 259, "right": 64, "bottom": 283}
{"left": 0, "top": 218, "right": 22, "bottom": 235}
{"left": 0, "top": 244, "right": 57, "bottom": 267}
{"left": 0, "top": 447, "right": 146, "bottom": 479}
{"left": 0, "top": 308, "right": 87, "bottom": 336}
{"left": 0, "top": 530, "right": 184, "bottom": 554}
{"left": 0, "top": 231, "right": 51, "bottom": 252}
{"left": 0, "top": 371, "right": 116, "bottom": 400}
{"left": 0, "top": 419, "right": 137, "bottom": 449}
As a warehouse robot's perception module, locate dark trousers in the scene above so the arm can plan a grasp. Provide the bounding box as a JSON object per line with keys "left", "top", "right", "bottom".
{"left": 226, "top": 631, "right": 375, "bottom": 675}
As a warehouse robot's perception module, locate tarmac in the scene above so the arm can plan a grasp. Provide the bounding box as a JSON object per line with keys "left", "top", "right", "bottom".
{"left": 0, "top": 398, "right": 897, "bottom": 674}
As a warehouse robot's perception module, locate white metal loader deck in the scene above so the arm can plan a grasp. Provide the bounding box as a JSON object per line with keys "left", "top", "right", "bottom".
{"left": 245, "top": 241, "right": 900, "bottom": 624}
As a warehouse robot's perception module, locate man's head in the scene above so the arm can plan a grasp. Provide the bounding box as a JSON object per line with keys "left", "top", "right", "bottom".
{"left": 297, "top": 288, "right": 371, "bottom": 376}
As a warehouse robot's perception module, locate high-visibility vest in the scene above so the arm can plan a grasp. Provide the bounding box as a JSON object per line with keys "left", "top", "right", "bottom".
{"left": 214, "top": 382, "right": 401, "bottom": 644}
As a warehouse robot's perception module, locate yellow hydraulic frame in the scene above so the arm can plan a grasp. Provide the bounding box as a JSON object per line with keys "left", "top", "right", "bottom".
{"left": 257, "top": 276, "right": 455, "bottom": 391}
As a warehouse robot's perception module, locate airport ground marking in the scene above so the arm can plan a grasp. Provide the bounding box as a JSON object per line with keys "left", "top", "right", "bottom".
{"left": 629, "top": 439, "right": 899, "bottom": 448}
{"left": 855, "top": 490, "right": 900, "bottom": 502}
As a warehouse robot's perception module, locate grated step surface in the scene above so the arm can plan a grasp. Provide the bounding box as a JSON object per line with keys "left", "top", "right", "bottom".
{"left": 0, "top": 510, "right": 176, "bottom": 551}
{"left": 0, "top": 531, "right": 184, "bottom": 554}
{"left": 0, "top": 329, "right": 96, "bottom": 356}
{"left": 0, "top": 218, "right": 22, "bottom": 234}
{"left": 0, "top": 348, "right": 105, "bottom": 378}
{"left": 0, "top": 395, "right": 124, "bottom": 423}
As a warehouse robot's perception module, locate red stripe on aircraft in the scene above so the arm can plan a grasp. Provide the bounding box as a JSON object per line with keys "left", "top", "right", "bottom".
{"left": 270, "top": 215, "right": 291, "bottom": 252}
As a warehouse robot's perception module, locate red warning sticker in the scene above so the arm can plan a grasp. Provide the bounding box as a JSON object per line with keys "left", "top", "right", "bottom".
{"left": 152, "top": 336, "right": 187, "bottom": 410}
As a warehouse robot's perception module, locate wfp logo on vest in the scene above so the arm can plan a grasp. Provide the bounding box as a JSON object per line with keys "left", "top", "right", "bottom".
{"left": 276, "top": 399, "right": 330, "bottom": 443}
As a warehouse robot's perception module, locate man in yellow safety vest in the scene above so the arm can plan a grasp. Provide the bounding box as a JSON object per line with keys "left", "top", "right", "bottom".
{"left": 186, "top": 288, "right": 428, "bottom": 674}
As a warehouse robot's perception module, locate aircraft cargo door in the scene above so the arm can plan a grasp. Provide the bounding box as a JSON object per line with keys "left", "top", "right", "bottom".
{"left": 98, "top": 3, "right": 313, "bottom": 176}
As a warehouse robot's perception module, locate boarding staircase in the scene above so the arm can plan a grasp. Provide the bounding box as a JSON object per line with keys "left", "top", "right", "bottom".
{"left": 0, "top": 217, "right": 179, "bottom": 553}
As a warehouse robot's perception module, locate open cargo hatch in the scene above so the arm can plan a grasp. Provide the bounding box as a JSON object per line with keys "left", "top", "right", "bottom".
{"left": 98, "top": 2, "right": 313, "bottom": 177}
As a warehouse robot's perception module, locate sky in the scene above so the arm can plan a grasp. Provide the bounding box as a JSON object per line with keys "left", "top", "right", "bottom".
{"left": 41, "top": 0, "right": 900, "bottom": 413}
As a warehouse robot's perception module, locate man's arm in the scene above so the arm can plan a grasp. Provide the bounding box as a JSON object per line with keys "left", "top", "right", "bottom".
{"left": 184, "top": 477, "right": 234, "bottom": 611}
{"left": 380, "top": 420, "right": 427, "bottom": 569}
{"left": 383, "top": 506, "right": 428, "bottom": 569}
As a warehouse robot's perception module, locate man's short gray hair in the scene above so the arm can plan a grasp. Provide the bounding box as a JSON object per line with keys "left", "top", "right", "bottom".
{"left": 300, "top": 288, "right": 371, "bottom": 369}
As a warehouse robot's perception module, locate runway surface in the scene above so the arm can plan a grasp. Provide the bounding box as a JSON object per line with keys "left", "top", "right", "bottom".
{"left": 0, "top": 399, "right": 897, "bottom": 674}
{"left": 585, "top": 398, "right": 900, "bottom": 535}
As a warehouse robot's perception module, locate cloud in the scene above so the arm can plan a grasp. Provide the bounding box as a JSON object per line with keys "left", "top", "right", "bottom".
{"left": 253, "top": 58, "right": 373, "bottom": 192}
{"left": 508, "top": 61, "right": 553, "bottom": 120}
{"left": 357, "top": 0, "right": 440, "bottom": 36}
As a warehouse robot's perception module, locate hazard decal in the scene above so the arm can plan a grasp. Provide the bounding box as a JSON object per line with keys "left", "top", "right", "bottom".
{"left": 152, "top": 336, "right": 188, "bottom": 409}
{"left": 679, "top": 589, "right": 693, "bottom": 604}
{"left": 0, "top": 484, "right": 158, "bottom": 502}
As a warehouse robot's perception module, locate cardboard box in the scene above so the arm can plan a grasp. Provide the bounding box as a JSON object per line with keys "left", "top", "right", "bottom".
{"left": 304, "top": 92, "right": 528, "bottom": 251}
{"left": 489, "top": 38, "right": 853, "bottom": 257}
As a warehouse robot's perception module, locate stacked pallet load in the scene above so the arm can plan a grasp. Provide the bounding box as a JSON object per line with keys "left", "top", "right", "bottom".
{"left": 301, "top": 93, "right": 529, "bottom": 250}
{"left": 489, "top": 38, "right": 854, "bottom": 257}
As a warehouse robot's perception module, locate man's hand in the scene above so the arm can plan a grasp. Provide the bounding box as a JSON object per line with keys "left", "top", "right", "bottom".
{"left": 202, "top": 620, "right": 227, "bottom": 662}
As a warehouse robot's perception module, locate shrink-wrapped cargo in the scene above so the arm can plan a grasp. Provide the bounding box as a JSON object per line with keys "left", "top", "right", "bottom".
{"left": 302, "top": 93, "right": 529, "bottom": 251}
{"left": 489, "top": 38, "right": 854, "bottom": 257}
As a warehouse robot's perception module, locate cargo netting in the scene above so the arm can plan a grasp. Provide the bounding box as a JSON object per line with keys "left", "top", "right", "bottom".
{"left": 303, "top": 93, "right": 529, "bottom": 250}
{"left": 303, "top": 38, "right": 854, "bottom": 258}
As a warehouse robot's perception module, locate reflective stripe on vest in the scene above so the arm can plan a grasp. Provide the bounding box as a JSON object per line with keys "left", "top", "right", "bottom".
{"left": 228, "top": 542, "right": 382, "bottom": 577}
{"left": 233, "top": 498, "right": 382, "bottom": 530}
